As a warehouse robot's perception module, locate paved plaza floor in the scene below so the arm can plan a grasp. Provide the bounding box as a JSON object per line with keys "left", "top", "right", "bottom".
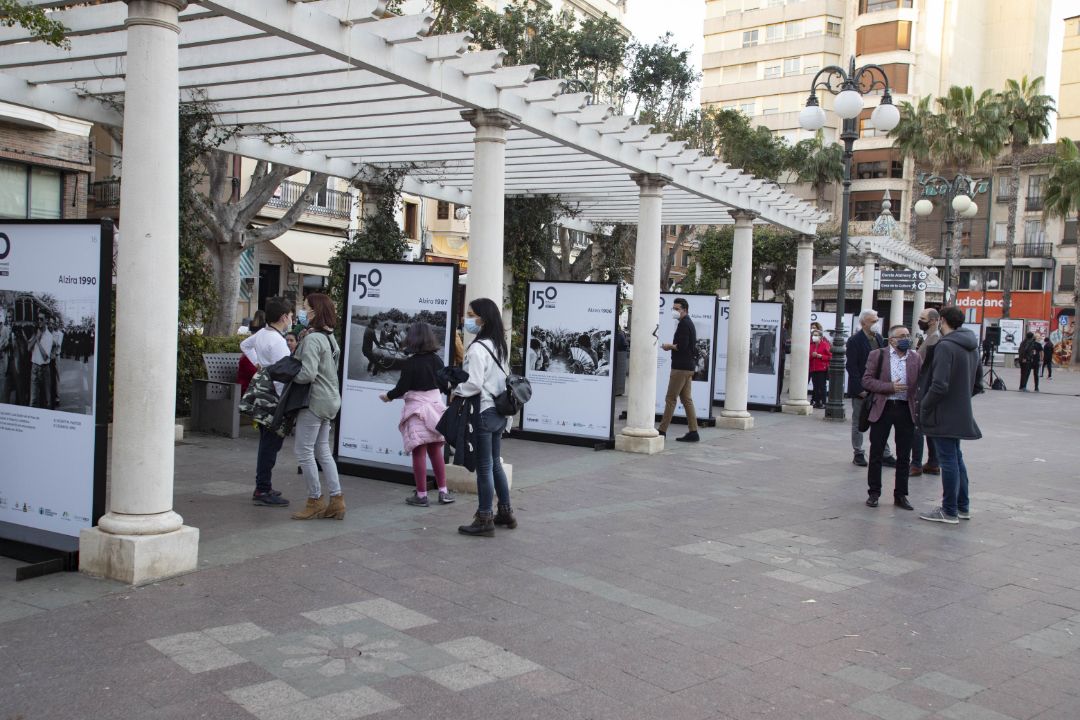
{"left": 3, "top": 364, "right": 1080, "bottom": 720}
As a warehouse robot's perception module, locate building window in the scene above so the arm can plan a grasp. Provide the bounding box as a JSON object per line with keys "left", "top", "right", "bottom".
{"left": 682, "top": 250, "right": 692, "bottom": 267}
{"left": 804, "top": 63, "right": 820, "bottom": 76}
{"left": 994, "top": 222, "right": 1008, "bottom": 246}
{"left": 826, "top": 20, "right": 842, "bottom": 36}
{"left": 783, "top": 57, "right": 801, "bottom": 76}
{"left": 1013, "top": 269, "right": 1045, "bottom": 291}
{"left": 742, "top": 29, "right": 759, "bottom": 48}
{"left": 854, "top": 160, "right": 902, "bottom": 179}
{"left": 1024, "top": 219, "right": 1045, "bottom": 244}
{"left": 436, "top": 200, "right": 449, "bottom": 220}
{"left": 762, "top": 103, "right": 779, "bottom": 115}
{"left": 403, "top": 202, "right": 418, "bottom": 239}
{"left": 1026, "top": 174, "right": 1047, "bottom": 210}
{"left": 740, "top": 102, "right": 755, "bottom": 116}
{"left": 1064, "top": 219, "right": 1078, "bottom": 245}
{"left": 763, "top": 63, "right": 781, "bottom": 79}
{"left": 766, "top": 24, "right": 782, "bottom": 43}
{"left": 855, "top": 20, "right": 912, "bottom": 53}
{"left": 995, "top": 175, "right": 1013, "bottom": 200}
{"left": 958, "top": 271, "right": 972, "bottom": 290}
{"left": 986, "top": 270, "right": 1002, "bottom": 287}
{"left": 0, "top": 162, "right": 62, "bottom": 219}
{"left": 860, "top": 0, "right": 914, "bottom": 12}
{"left": 1061, "top": 265, "right": 1076, "bottom": 292}
{"left": 852, "top": 201, "right": 882, "bottom": 221}
{"left": 765, "top": 0, "right": 784, "bottom": 7}
{"left": 786, "top": 20, "right": 803, "bottom": 39}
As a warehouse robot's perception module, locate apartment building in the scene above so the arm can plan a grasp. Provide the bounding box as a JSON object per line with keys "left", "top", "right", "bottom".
{"left": 703, "top": 0, "right": 1053, "bottom": 227}
{"left": 1059, "top": 15, "right": 1080, "bottom": 141}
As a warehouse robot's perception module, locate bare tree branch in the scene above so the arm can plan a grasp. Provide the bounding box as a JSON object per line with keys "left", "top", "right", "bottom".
{"left": 246, "top": 172, "right": 330, "bottom": 245}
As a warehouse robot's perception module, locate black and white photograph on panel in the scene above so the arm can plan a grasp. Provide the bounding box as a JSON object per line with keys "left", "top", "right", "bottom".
{"left": 346, "top": 306, "right": 447, "bottom": 386}
{"left": 693, "top": 337, "right": 712, "bottom": 382}
{"left": 527, "top": 326, "right": 613, "bottom": 376}
{"left": 0, "top": 290, "right": 96, "bottom": 415}
{"left": 749, "top": 323, "right": 778, "bottom": 375}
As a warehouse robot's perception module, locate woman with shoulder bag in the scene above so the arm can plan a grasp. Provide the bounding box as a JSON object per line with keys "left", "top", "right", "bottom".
{"left": 290, "top": 293, "right": 346, "bottom": 521}
{"left": 454, "top": 298, "right": 515, "bottom": 537}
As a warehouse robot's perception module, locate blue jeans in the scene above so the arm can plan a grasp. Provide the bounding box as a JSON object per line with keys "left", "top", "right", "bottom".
{"left": 933, "top": 437, "right": 969, "bottom": 518}
{"left": 255, "top": 425, "right": 285, "bottom": 494}
{"left": 475, "top": 408, "right": 509, "bottom": 513}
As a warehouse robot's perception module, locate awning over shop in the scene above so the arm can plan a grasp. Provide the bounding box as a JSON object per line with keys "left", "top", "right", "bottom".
{"left": 267, "top": 228, "right": 341, "bottom": 277}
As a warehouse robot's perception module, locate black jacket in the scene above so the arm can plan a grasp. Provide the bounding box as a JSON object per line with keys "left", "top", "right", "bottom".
{"left": 918, "top": 328, "right": 983, "bottom": 440}
{"left": 845, "top": 330, "right": 886, "bottom": 397}
{"left": 671, "top": 316, "right": 697, "bottom": 371}
{"left": 386, "top": 352, "right": 447, "bottom": 400}
{"left": 436, "top": 394, "right": 481, "bottom": 472}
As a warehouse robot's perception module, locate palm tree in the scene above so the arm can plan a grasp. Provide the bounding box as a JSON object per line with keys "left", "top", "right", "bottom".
{"left": 890, "top": 95, "right": 938, "bottom": 239}
{"left": 997, "top": 76, "right": 1055, "bottom": 318}
{"left": 787, "top": 130, "right": 843, "bottom": 213}
{"left": 1043, "top": 138, "right": 1080, "bottom": 366}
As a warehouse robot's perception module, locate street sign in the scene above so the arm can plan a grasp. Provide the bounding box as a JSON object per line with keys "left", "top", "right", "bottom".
{"left": 879, "top": 269, "right": 924, "bottom": 291}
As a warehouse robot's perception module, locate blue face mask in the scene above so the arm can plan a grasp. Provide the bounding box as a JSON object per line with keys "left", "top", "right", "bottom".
{"left": 296, "top": 310, "right": 308, "bottom": 326}
{"left": 895, "top": 338, "right": 911, "bottom": 352}
{"left": 463, "top": 317, "right": 481, "bottom": 334}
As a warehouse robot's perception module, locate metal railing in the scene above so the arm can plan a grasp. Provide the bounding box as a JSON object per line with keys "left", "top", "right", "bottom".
{"left": 1015, "top": 242, "right": 1052, "bottom": 258}
{"left": 1025, "top": 195, "right": 1045, "bottom": 211}
{"left": 89, "top": 179, "right": 121, "bottom": 208}
{"left": 266, "top": 180, "right": 352, "bottom": 219}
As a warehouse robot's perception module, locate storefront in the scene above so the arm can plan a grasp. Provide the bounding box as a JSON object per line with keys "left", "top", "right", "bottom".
{"left": 953, "top": 289, "right": 1053, "bottom": 325}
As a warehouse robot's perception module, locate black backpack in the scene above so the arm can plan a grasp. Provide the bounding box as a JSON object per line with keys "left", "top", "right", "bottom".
{"left": 475, "top": 341, "right": 532, "bottom": 417}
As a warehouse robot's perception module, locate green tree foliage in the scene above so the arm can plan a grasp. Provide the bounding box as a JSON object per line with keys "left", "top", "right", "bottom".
{"left": 787, "top": 129, "right": 844, "bottom": 209}
{"left": 671, "top": 107, "right": 791, "bottom": 182}
{"left": 1043, "top": 138, "right": 1080, "bottom": 365}
{"left": 996, "top": 76, "right": 1055, "bottom": 317}
{"left": 628, "top": 33, "right": 697, "bottom": 129}
{"left": 327, "top": 168, "right": 412, "bottom": 325}
{"left": 0, "top": 0, "right": 69, "bottom": 48}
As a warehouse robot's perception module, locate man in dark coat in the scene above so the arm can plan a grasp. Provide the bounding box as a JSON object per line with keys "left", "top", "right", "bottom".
{"left": 918, "top": 306, "right": 983, "bottom": 525}
{"left": 846, "top": 309, "right": 894, "bottom": 467}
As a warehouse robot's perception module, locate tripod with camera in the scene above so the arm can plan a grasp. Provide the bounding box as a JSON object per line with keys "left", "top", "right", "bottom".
{"left": 982, "top": 326, "right": 1005, "bottom": 391}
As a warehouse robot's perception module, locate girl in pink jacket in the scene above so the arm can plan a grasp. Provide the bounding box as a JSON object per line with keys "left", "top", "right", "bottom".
{"left": 380, "top": 322, "right": 455, "bottom": 507}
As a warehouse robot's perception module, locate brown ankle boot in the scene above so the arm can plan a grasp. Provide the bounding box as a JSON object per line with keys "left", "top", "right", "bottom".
{"left": 494, "top": 504, "right": 517, "bottom": 529}
{"left": 458, "top": 511, "right": 495, "bottom": 537}
{"left": 320, "top": 493, "right": 346, "bottom": 520}
{"left": 291, "top": 495, "right": 326, "bottom": 520}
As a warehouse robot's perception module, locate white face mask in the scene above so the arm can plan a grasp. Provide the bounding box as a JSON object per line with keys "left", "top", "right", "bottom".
{"left": 671, "top": 310, "right": 682, "bottom": 319}
{"left": 811, "top": 333, "right": 821, "bottom": 341}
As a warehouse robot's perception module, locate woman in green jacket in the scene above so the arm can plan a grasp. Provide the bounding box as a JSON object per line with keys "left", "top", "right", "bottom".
{"left": 291, "top": 293, "right": 345, "bottom": 521}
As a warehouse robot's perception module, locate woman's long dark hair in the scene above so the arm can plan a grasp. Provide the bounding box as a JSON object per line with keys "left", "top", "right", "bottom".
{"left": 469, "top": 297, "right": 507, "bottom": 363}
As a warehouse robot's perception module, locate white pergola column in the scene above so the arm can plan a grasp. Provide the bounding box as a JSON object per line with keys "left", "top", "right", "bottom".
{"left": 912, "top": 288, "right": 926, "bottom": 330}
{"left": 615, "top": 173, "right": 670, "bottom": 455}
{"left": 462, "top": 109, "right": 517, "bottom": 314}
{"left": 718, "top": 209, "right": 758, "bottom": 430}
{"left": 861, "top": 253, "right": 877, "bottom": 312}
{"left": 890, "top": 288, "right": 905, "bottom": 329}
{"left": 80, "top": 0, "right": 198, "bottom": 585}
{"left": 783, "top": 234, "right": 815, "bottom": 416}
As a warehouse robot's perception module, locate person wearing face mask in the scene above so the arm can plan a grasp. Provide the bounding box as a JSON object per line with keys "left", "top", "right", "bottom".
{"left": 861, "top": 324, "right": 921, "bottom": 510}
{"left": 657, "top": 297, "right": 699, "bottom": 442}
{"left": 911, "top": 308, "right": 941, "bottom": 476}
{"left": 455, "top": 297, "right": 516, "bottom": 536}
{"left": 846, "top": 309, "right": 895, "bottom": 467}
{"left": 808, "top": 326, "right": 832, "bottom": 409}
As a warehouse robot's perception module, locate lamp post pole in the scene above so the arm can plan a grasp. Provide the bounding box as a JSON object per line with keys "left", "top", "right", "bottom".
{"left": 798, "top": 56, "right": 900, "bottom": 421}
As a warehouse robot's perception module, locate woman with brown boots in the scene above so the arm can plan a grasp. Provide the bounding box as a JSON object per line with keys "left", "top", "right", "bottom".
{"left": 455, "top": 298, "right": 516, "bottom": 537}
{"left": 291, "top": 293, "right": 346, "bottom": 521}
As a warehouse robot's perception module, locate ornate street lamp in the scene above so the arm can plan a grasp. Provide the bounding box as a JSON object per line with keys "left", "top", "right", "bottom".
{"left": 799, "top": 57, "right": 899, "bottom": 421}
{"left": 913, "top": 173, "right": 989, "bottom": 303}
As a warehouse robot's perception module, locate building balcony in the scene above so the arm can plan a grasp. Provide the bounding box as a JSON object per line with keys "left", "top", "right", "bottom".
{"left": 89, "top": 179, "right": 121, "bottom": 209}
{"left": 1015, "top": 242, "right": 1052, "bottom": 258}
{"left": 1025, "top": 195, "right": 1044, "bottom": 212}
{"left": 266, "top": 180, "right": 352, "bottom": 220}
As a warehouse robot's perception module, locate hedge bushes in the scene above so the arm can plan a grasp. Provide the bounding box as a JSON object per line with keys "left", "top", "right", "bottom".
{"left": 175, "top": 333, "right": 242, "bottom": 416}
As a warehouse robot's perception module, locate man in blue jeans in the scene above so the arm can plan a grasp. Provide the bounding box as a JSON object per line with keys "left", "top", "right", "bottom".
{"left": 918, "top": 306, "right": 983, "bottom": 524}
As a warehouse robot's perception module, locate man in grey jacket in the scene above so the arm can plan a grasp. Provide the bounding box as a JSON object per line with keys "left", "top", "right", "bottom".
{"left": 918, "top": 306, "right": 983, "bottom": 524}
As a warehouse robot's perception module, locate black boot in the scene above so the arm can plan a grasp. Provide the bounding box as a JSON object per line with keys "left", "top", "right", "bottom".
{"left": 494, "top": 504, "right": 518, "bottom": 529}
{"left": 458, "top": 511, "right": 495, "bottom": 537}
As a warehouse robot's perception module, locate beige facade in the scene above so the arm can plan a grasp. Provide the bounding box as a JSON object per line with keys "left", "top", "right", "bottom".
{"left": 703, "top": 0, "right": 1054, "bottom": 229}
{"left": 1060, "top": 15, "right": 1080, "bottom": 141}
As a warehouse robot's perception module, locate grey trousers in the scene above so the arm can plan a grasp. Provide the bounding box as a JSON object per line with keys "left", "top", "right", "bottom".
{"left": 850, "top": 396, "right": 892, "bottom": 458}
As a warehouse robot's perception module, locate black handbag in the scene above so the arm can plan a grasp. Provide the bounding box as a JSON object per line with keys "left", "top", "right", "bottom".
{"left": 265, "top": 355, "right": 302, "bottom": 383}
{"left": 475, "top": 342, "right": 532, "bottom": 417}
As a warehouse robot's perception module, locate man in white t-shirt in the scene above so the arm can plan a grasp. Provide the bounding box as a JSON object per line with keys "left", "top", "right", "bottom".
{"left": 241, "top": 296, "right": 294, "bottom": 507}
{"left": 29, "top": 315, "right": 54, "bottom": 409}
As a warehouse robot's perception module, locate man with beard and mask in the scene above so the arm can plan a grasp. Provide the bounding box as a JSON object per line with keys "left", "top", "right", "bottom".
{"left": 657, "top": 297, "right": 699, "bottom": 442}
{"left": 911, "top": 308, "right": 941, "bottom": 476}
{"left": 919, "top": 306, "right": 983, "bottom": 524}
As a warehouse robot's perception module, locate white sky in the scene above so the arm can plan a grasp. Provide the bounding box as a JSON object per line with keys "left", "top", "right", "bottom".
{"left": 622, "top": 0, "right": 706, "bottom": 105}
